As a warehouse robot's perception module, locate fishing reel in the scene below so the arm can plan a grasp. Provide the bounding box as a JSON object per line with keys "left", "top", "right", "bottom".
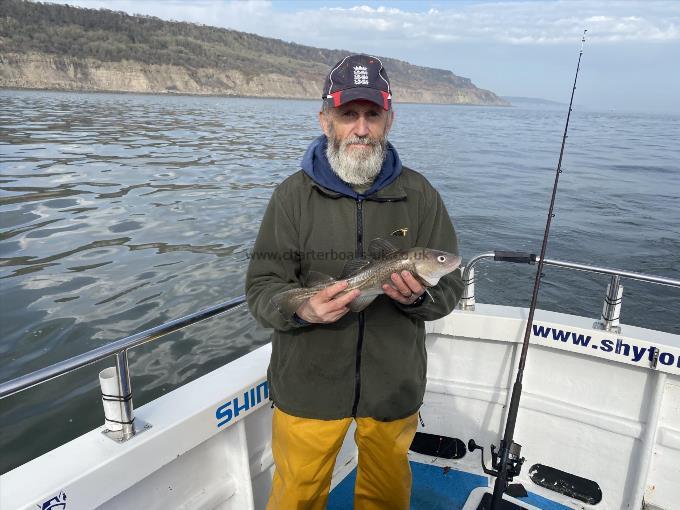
{"left": 468, "top": 438, "right": 525, "bottom": 482}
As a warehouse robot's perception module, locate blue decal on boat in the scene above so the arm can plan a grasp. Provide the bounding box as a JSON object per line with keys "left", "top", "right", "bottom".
{"left": 215, "top": 381, "right": 268, "bottom": 427}
{"left": 600, "top": 339, "right": 614, "bottom": 352}
{"left": 532, "top": 324, "right": 680, "bottom": 369}
{"left": 37, "top": 490, "right": 67, "bottom": 510}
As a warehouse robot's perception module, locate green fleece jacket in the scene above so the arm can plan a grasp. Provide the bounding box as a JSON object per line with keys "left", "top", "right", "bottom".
{"left": 245, "top": 167, "right": 463, "bottom": 421}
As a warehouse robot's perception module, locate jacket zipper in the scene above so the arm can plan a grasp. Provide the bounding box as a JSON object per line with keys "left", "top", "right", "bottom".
{"left": 351, "top": 199, "right": 364, "bottom": 417}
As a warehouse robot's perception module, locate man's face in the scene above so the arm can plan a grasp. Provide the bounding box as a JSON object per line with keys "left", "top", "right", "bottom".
{"left": 319, "top": 100, "right": 394, "bottom": 186}
{"left": 320, "top": 100, "right": 393, "bottom": 149}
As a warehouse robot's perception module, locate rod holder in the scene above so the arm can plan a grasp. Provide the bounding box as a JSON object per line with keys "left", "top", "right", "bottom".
{"left": 460, "top": 266, "right": 476, "bottom": 311}
{"left": 99, "top": 350, "right": 150, "bottom": 443}
{"left": 593, "top": 274, "right": 623, "bottom": 333}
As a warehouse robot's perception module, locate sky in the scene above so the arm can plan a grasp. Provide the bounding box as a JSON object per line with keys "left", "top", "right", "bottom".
{"left": 44, "top": 0, "right": 680, "bottom": 112}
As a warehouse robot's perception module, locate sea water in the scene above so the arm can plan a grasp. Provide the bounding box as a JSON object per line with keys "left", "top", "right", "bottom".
{"left": 1, "top": 90, "right": 678, "bottom": 473}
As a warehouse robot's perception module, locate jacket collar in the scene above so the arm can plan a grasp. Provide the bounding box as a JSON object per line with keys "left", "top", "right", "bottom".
{"left": 301, "top": 135, "right": 406, "bottom": 201}
{"left": 310, "top": 178, "right": 407, "bottom": 201}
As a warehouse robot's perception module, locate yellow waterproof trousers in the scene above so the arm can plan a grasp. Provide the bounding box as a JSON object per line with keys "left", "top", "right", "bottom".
{"left": 266, "top": 408, "right": 419, "bottom": 510}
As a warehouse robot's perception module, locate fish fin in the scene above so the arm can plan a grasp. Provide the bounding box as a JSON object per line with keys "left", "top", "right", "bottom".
{"left": 340, "top": 258, "right": 373, "bottom": 279}
{"left": 303, "top": 271, "right": 336, "bottom": 287}
{"left": 420, "top": 274, "right": 441, "bottom": 286}
{"left": 424, "top": 288, "right": 435, "bottom": 304}
{"left": 368, "top": 237, "right": 400, "bottom": 259}
{"left": 271, "top": 288, "right": 309, "bottom": 318}
{"left": 348, "top": 294, "right": 378, "bottom": 313}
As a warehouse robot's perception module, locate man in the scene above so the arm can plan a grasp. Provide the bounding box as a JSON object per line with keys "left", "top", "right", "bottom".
{"left": 246, "top": 54, "right": 463, "bottom": 509}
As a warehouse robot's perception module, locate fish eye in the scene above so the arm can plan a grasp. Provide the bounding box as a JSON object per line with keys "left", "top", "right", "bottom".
{"left": 437, "top": 255, "right": 446, "bottom": 263}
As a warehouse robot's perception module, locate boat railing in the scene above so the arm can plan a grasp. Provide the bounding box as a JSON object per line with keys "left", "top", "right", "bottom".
{"left": 0, "top": 295, "right": 247, "bottom": 441}
{"left": 1, "top": 252, "right": 679, "bottom": 443}
{"left": 460, "top": 251, "right": 680, "bottom": 333}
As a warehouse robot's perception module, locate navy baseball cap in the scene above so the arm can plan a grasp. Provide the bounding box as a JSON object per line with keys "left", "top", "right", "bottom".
{"left": 322, "top": 54, "right": 392, "bottom": 110}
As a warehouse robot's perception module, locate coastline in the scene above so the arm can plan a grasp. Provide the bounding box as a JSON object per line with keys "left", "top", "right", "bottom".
{"left": 0, "top": 53, "right": 510, "bottom": 107}
{"left": 0, "top": 87, "right": 512, "bottom": 107}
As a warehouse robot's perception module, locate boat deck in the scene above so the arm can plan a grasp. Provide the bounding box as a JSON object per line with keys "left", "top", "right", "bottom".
{"left": 328, "top": 460, "right": 571, "bottom": 510}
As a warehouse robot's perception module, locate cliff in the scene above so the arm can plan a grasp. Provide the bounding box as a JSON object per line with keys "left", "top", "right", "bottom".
{"left": 0, "top": 0, "right": 508, "bottom": 106}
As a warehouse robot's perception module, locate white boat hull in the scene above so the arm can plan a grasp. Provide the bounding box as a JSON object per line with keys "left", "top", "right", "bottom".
{"left": 3, "top": 304, "right": 679, "bottom": 510}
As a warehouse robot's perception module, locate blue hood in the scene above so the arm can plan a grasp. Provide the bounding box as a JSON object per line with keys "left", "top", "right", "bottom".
{"left": 301, "top": 135, "right": 402, "bottom": 199}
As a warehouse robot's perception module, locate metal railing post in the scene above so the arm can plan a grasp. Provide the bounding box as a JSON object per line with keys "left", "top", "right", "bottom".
{"left": 460, "top": 266, "right": 476, "bottom": 311}
{"left": 100, "top": 348, "right": 148, "bottom": 443}
{"left": 115, "top": 350, "right": 135, "bottom": 439}
{"left": 594, "top": 274, "right": 623, "bottom": 333}
{"left": 458, "top": 253, "right": 494, "bottom": 311}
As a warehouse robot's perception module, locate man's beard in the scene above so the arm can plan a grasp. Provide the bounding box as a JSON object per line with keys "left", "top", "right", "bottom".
{"left": 326, "top": 125, "right": 387, "bottom": 186}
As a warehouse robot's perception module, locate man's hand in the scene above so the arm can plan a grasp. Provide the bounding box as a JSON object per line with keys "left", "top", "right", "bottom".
{"left": 296, "top": 281, "right": 360, "bottom": 324}
{"left": 383, "top": 271, "right": 425, "bottom": 305}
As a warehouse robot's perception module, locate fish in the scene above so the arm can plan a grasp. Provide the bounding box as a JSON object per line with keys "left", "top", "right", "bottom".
{"left": 271, "top": 237, "right": 462, "bottom": 317}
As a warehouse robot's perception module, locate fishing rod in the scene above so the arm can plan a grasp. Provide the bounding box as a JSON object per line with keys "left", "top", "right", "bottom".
{"left": 467, "top": 30, "right": 588, "bottom": 509}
